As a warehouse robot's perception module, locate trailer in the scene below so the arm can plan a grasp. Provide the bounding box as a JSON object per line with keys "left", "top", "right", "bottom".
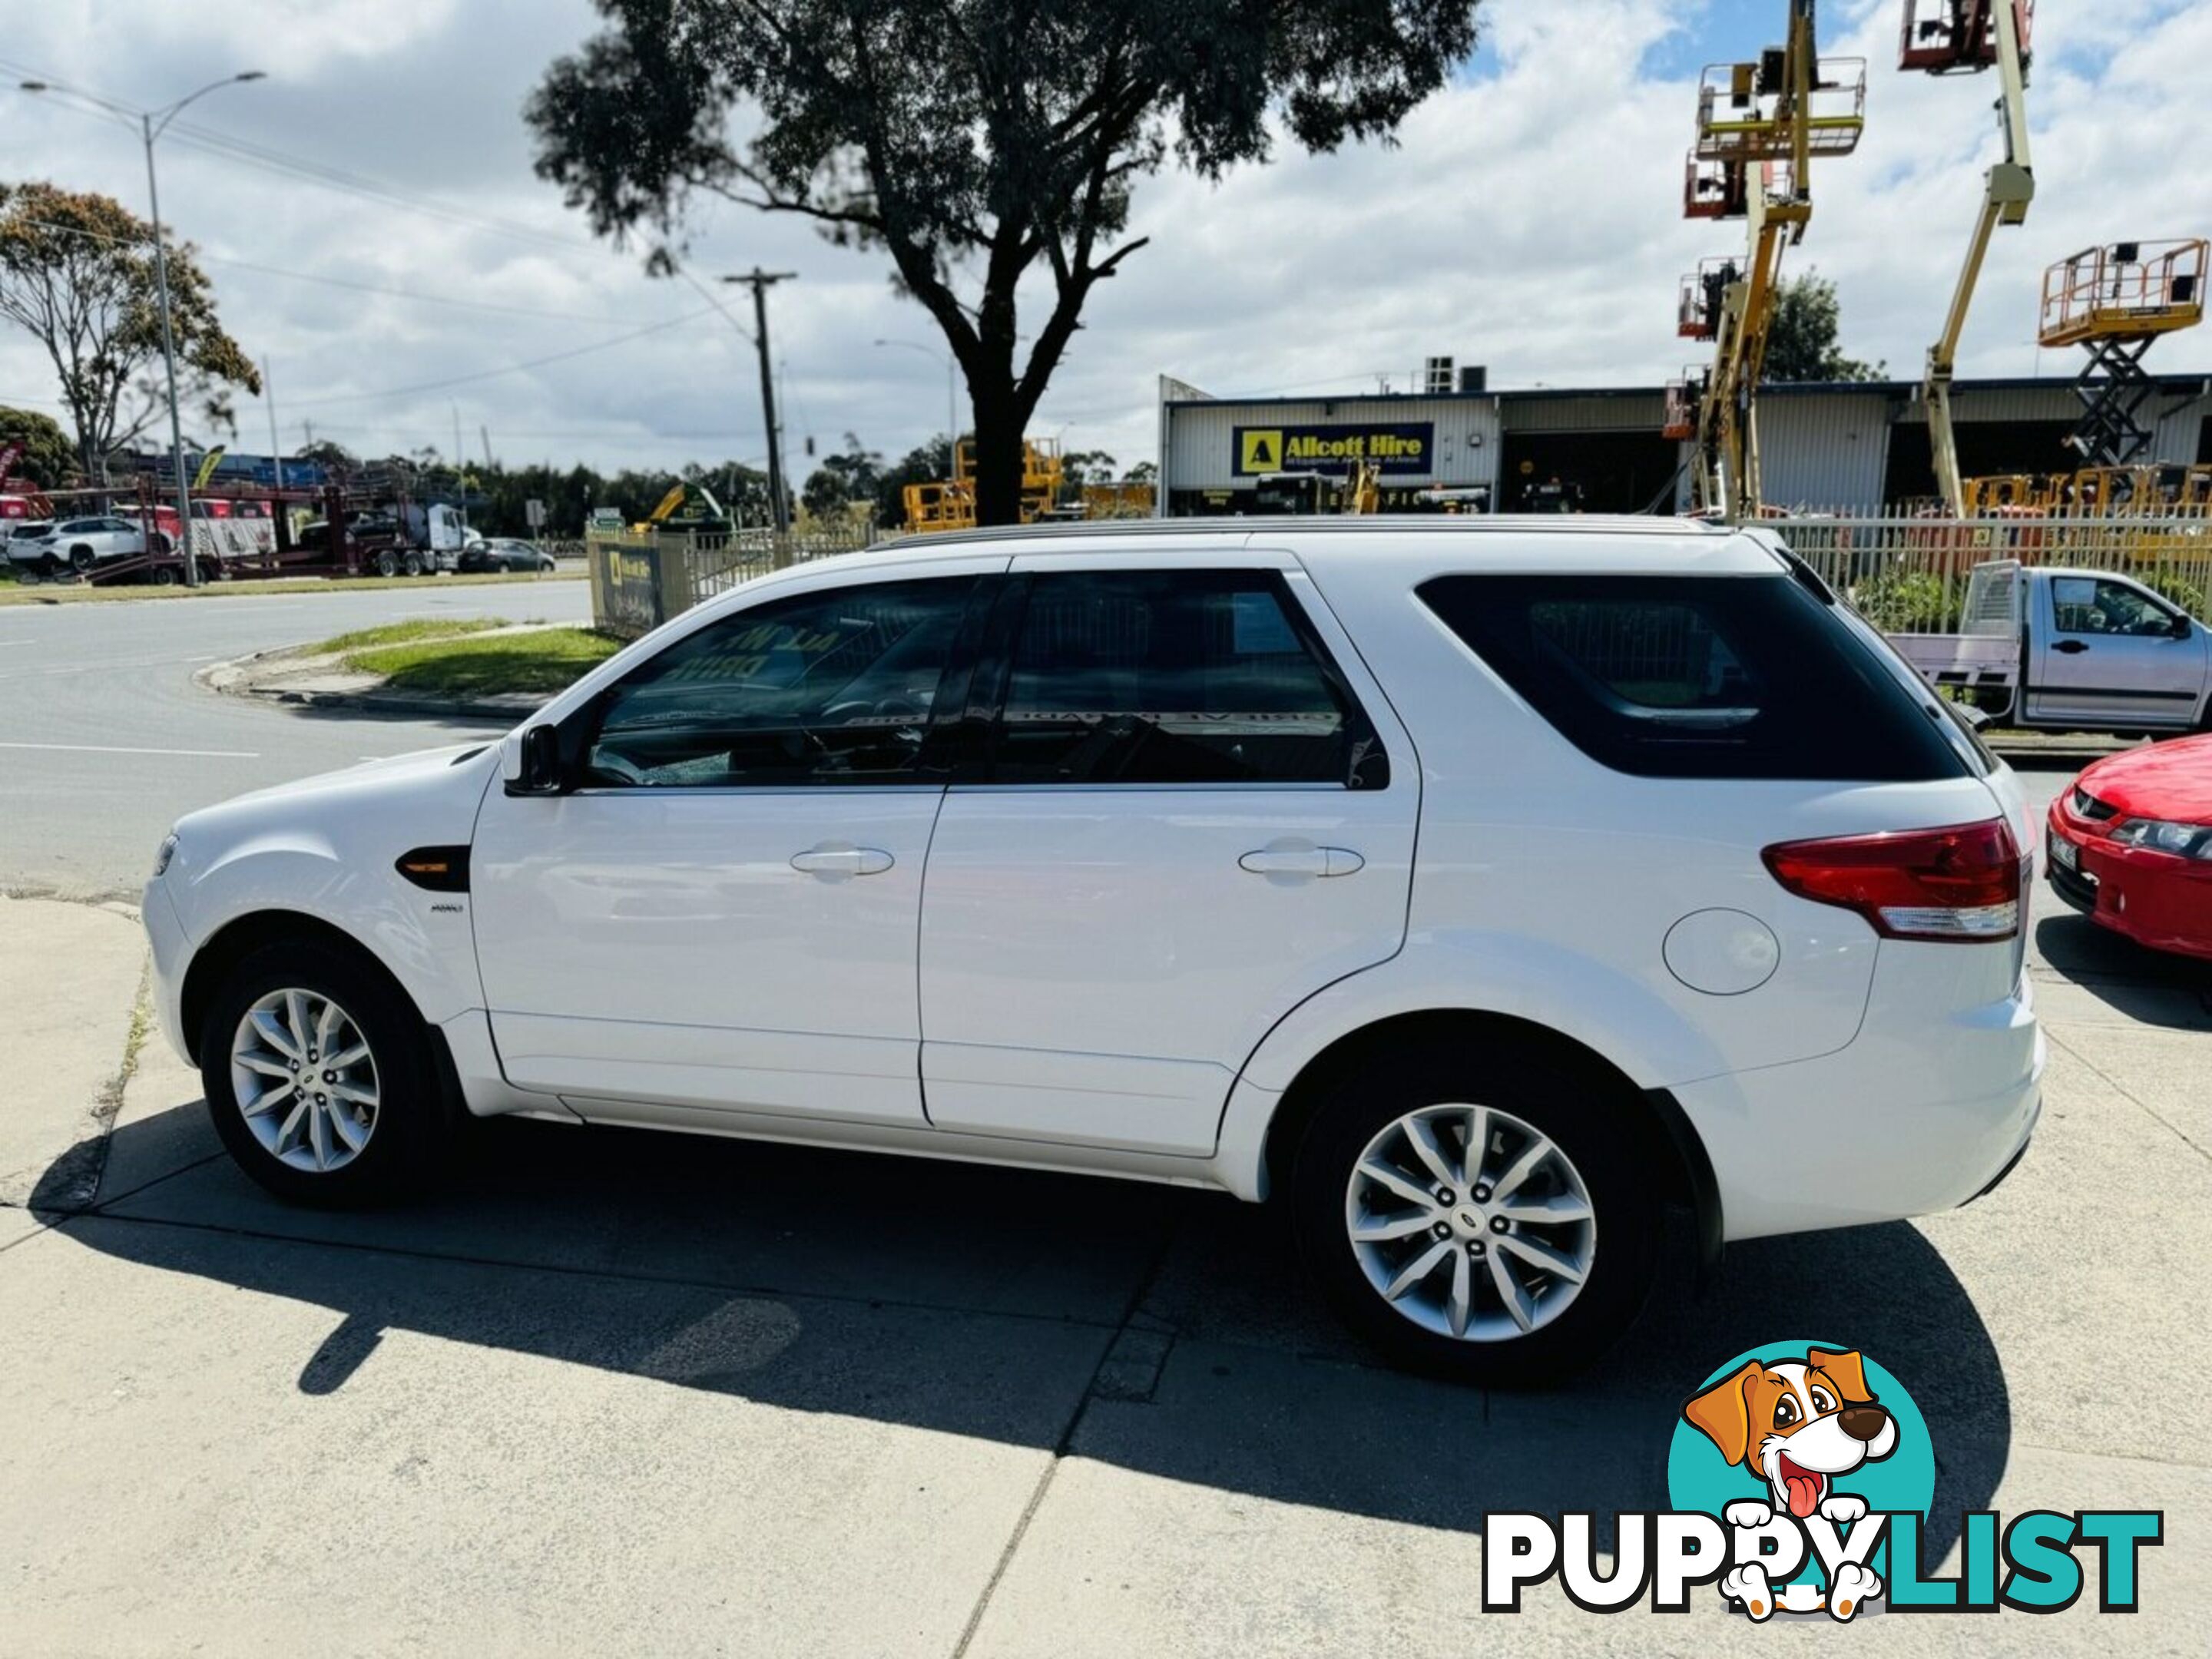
{"left": 81, "top": 476, "right": 467, "bottom": 586}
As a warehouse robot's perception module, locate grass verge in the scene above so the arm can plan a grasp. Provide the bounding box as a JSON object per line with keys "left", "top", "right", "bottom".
{"left": 319, "top": 617, "right": 505, "bottom": 655}
{"left": 342, "top": 626, "right": 624, "bottom": 697}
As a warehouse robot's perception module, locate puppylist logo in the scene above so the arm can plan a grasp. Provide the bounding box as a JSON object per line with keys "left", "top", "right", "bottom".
{"left": 1482, "top": 1341, "right": 2162, "bottom": 1621}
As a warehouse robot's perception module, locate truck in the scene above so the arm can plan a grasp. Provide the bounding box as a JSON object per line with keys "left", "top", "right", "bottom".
{"left": 1886, "top": 560, "right": 2212, "bottom": 736}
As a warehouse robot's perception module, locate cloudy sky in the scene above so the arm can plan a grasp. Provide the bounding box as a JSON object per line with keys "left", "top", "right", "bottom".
{"left": 2, "top": 0, "right": 2207, "bottom": 485}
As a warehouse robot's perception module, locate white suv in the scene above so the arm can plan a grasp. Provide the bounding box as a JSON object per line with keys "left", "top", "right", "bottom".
{"left": 144, "top": 519, "right": 2042, "bottom": 1381}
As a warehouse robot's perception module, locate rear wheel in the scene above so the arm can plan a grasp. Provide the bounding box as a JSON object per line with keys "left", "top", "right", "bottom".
{"left": 402, "top": 550, "right": 425, "bottom": 577}
{"left": 374, "top": 548, "right": 400, "bottom": 578}
{"left": 151, "top": 564, "right": 177, "bottom": 587}
{"left": 68, "top": 545, "right": 93, "bottom": 573}
{"left": 198, "top": 939, "right": 449, "bottom": 1205}
{"left": 1289, "top": 1038, "right": 1660, "bottom": 1385}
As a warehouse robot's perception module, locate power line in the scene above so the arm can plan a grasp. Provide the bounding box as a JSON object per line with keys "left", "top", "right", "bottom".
{"left": 286, "top": 303, "right": 726, "bottom": 406}
{"left": 6, "top": 215, "right": 675, "bottom": 326}
{"left": 1, "top": 56, "right": 597, "bottom": 257}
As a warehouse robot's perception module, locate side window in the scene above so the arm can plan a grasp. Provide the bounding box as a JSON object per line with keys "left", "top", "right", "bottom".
{"left": 1420, "top": 573, "right": 1970, "bottom": 782}
{"left": 2100, "top": 581, "right": 2174, "bottom": 636}
{"left": 2051, "top": 576, "right": 2177, "bottom": 636}
{"left": 988, "top": 569, "right": 1387, "bottom": 787}
{"left": 582, "top": 575, "right": 978, "bottom": 788}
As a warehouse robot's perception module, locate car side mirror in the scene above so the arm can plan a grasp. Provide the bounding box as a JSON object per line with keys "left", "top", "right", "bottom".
{"left": 505, "top": 724, "right": 568, "bottom": 796}
{"left": 2171, "top": 614, "right": 2193, "bottom": 640}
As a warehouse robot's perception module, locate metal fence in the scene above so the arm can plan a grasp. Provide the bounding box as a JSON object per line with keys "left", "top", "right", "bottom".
{"left": 583, "top": 523, "right": 883, "bottom": 636}
{"left": 1765, "top": 509, "right": 2212, "bottom": 634}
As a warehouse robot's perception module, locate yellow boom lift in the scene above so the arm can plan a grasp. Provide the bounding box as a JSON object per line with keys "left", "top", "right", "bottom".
{"left": 1901, "top": 2, "right": 2035, "bottom": 515}
{"left": 1673, "top": 1, "right": 1866, "bottom": 518}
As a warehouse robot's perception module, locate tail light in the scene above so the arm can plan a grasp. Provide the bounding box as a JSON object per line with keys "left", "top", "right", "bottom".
{"left": 1763, "top": 817, "right": 2022, "bottom": 942}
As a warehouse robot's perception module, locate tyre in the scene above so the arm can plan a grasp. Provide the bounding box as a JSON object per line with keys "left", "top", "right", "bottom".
{"left": 402, "top": 550, "right": 425, "bottom": 577}
{"left": 375, "top": 548, "right": 399, "bottom": 578}
{"left": 68, "top": 545, "right": 93, "bottom": 572}
{"left": 1288, "top": 1038, "right": 1660, "bottom": 1386}
{"left": 151, "top": 564, "right": 177, "bottom": 587}
{"left": 197, "top": 939, "right": 449, "bottom": 1206}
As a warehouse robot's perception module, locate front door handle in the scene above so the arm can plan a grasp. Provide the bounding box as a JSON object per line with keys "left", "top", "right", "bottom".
{"left": 2052, "top": 639, "right": 2090, "bottom": 654}
{"left": 790, "top": 844, "right": 895, "bottom": 879}
{"left": 1239, "top": 843, "right": 1365, "bottom": 879}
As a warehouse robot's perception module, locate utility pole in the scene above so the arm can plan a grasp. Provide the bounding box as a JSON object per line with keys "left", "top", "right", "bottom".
{"left": 722, "top": 269, "right": 796, "bottom": 531}
{"left": 263, "top": 356, "right": 281, "bottom": 489}
{"left": 452, "top": 403, "right": 467, "bottom": 533}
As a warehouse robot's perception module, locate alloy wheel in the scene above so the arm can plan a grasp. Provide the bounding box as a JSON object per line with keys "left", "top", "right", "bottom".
{"left": 229, "top": 988, "right": 380, "bottom": 1173}
{"left": 1343, "top": 1102, "right": 1598, "bottom": 1341}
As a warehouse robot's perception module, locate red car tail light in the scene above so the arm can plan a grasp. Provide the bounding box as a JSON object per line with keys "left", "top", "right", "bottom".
{"left": 1763, "top": 817, "right": 2022, "bottom": 942}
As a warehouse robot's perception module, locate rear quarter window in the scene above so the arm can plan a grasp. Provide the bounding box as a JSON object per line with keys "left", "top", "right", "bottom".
{"left": 1418, "top": 572, "right": 1970, "bottom": 782}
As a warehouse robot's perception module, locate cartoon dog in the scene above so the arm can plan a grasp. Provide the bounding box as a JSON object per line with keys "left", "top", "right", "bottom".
{"left": 1682, "top": 1347, "right": 1897, "bottom": 1622}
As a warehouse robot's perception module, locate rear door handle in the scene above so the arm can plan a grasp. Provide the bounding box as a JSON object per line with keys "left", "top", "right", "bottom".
{"left": 2052, "top": 639, "right": 2090, "bottom": 654}
{"left": 790, "top": 844, "right": 895, "bottom": 879}
{"left": 1239, "top": 843, "right": 1365, "bottom": 879}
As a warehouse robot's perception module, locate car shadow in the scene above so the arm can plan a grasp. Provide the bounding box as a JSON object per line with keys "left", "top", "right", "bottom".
{"left": 33, "top": 1104, "right": 2008, "bottom": 1558}
{"left": 2033, "top": 909, "right": 2212, "bottom": 1029}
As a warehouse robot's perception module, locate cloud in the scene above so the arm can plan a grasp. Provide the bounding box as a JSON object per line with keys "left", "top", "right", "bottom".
{"left": 1, "top": 0, "right": 2206, "bottom": 483}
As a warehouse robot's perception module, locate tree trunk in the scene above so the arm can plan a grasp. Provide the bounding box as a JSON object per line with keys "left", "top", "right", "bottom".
{"left": 969, "top": 371, "right": 1027, "bottom": 527}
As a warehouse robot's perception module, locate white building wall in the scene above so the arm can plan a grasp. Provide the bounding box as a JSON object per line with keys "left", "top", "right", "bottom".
{"left": 1162, "top": 396, "right": 1501, "bottom": 495}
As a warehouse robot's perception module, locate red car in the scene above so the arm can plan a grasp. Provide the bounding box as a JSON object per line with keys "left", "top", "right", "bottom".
{"left": 2046, "top": 735, "right": 2212, "bottom": 960}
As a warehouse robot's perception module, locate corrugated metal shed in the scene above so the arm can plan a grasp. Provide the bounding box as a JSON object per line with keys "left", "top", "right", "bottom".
{"left": 1889, "top": 384, "right": 2074, "bottom": 426}
{"left": 2154, "top": 389, "right": 2211, "bottom": 462}
{"left": 1498, "top": 392, "right": 1667, "bottom": 432}
{"left": 1757, "top": 391, "right": 1893, "bottom": 511}
{"left": 1157, "top": 374, "right": 2212, "bottom": 507}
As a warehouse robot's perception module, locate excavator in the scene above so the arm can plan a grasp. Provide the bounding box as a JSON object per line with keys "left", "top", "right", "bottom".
{"left": 1672, "top": 1, "right": 1866, "bottom": 518}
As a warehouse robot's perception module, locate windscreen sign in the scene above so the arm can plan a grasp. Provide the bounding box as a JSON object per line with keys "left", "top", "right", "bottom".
{"left": 1233, "top": 422, "right": 1434, "bottom": 476}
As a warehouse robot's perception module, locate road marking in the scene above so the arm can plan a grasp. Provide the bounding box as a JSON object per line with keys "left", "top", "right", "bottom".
{"left": 0, "top": 740, "right": 261, "bottom": 759}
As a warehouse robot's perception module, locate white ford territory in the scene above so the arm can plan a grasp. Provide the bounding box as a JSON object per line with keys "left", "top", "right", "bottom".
{"left": 144, "top": 518, "right": 2042, "bottom": 1382}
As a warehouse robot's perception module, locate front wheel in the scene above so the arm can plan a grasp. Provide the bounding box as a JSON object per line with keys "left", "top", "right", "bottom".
{"left": 198, "top": 940, "right": 449, "bottom": 1205}
{"left": 1288, "top": 1040, "right": 1660, "bottom": 1385}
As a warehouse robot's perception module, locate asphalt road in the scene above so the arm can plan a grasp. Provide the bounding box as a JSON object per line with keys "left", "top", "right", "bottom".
{"left": 0, "top": 579, "right": 590, "bottom": 897}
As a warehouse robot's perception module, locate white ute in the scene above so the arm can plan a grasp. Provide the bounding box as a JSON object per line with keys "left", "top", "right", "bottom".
{"left": 145, "top": 518, "right": 2042, "bottom": 1382}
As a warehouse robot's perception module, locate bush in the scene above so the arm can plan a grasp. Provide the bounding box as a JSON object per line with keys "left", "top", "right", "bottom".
{"left": 1850, "top": 571, "right": 1952, "bottom": 633}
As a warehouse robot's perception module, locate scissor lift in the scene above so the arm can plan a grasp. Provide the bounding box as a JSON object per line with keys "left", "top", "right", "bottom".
{"left": 2039, "top": 240, "right": 2207, "bottom": 467}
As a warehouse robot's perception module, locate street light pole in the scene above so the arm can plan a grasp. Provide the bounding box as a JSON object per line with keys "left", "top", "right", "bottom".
{"left": 874, "top": 338, "right": 959, "bottom": 457}
{"left": 141, "top": 111, "right": 197, "bottom": 583}
{"left": 18, "top": 71, "right": 266, "bottom": 587}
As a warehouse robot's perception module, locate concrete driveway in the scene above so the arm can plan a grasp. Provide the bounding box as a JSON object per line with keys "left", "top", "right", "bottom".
{"left": 2, "top": 765, "right": 2207, "bottom": 1656}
